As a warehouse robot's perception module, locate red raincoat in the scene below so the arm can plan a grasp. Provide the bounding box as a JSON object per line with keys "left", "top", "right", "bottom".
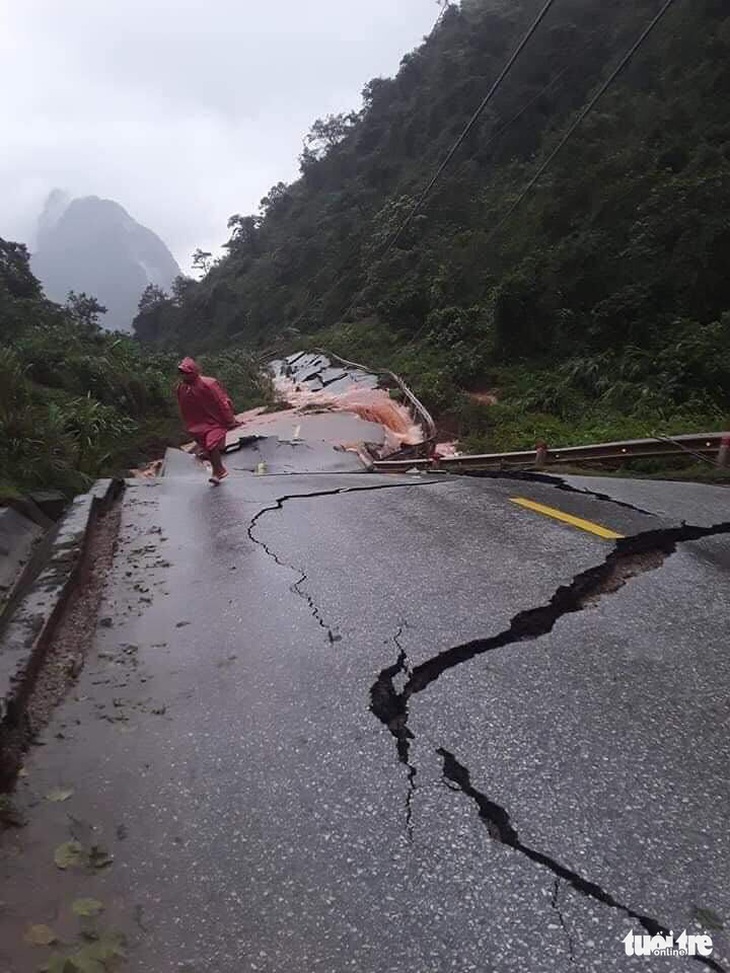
{"left": 176, "top": 357, "right": 236, "bottom": 453}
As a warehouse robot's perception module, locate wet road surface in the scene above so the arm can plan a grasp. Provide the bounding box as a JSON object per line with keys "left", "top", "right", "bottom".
{"left": 1, "top": 423, "right": 729, "bottom": 972}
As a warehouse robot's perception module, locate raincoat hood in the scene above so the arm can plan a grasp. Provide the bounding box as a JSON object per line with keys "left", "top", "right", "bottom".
{"left": 178, "top": 357, "right": 200, "bottom": 377}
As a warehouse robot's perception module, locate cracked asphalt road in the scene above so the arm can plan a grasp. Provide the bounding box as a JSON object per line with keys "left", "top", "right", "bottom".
{"left": 1, "top": 431, "right": 729, "bottom": 972}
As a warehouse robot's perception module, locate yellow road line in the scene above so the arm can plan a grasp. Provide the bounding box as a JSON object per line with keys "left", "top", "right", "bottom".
{"left": 510, "top": 497, "right": 625, "bottom": 540}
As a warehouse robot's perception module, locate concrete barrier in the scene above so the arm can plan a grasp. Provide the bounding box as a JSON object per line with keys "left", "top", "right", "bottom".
{"left": 0, "top": 479, "right": 123, "bottom": 732}
{"left": 0, "top": 508, "right": 45, "bottom": 612}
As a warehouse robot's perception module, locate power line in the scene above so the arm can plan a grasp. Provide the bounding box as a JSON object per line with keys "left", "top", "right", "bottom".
{"left": 453, "top": 0, "right": 679, "bottom": 367}
{"left": 333, "top": 57, "right": 581, "bottom": 332}
{"left": 484, "top": 0, "right": 678, "bottom": 246}
{"left": 379, "top": 0, "right": 560, "bottom": 259}
{"left": 329, "top": 2, "right": 570, "bottom": 331}
{"left": 288, "top": 0, "right": 570, "bottom": 336}
{"left": 284, "top": 0, "right": 456, "bottom": 335}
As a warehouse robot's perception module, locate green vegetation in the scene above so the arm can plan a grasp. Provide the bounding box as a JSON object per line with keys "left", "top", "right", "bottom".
{"left": 4, "top": 0, "right": 729, "bottom": 488}
{"left": 133, "top": 0, "right": 730, "bottom": 453}
{"left": 0, "top": 241, "right": 273, "bottom": 500}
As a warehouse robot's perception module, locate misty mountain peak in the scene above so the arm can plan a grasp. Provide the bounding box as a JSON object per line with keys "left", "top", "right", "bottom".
{"left": 32, "top": 192, "right": 180, "bottom": 331}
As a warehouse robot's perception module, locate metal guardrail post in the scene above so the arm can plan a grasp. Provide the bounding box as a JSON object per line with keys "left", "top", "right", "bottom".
{"left": 718, "top": 433, "right": 730, "bottom": 468}
{"left": 372, "top": 432, "right": 729, "bottom": 473}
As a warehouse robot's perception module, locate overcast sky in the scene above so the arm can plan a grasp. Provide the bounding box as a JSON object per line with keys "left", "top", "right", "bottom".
{"left": 0, "top": 0, "right": 441, "bottom": 271}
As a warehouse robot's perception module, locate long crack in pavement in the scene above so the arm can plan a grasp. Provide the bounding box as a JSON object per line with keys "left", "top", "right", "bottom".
{"left": 370, "top": 625, "right": 418, "bottom": 842}
{"left": 246, "top": 481, "right": 441, "bottom": 644}
{"left": 392, "top": 625, "right": 418, "bottom": 844}
{"left": 370, "top": 520, "right": 730, "bottom": 732}
{"left": 473, "top": 470, "right": 658, "bottom": 518}
{"left": 551, "top": 879, "right": 575, "bottom": 967}
{"left": 437, "top": 748, "right": 725, "bottom": 972}
{"left": 369, "top": 518, "right": 730, "bottom": 972}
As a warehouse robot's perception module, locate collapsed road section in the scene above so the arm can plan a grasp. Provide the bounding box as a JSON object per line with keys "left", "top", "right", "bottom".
{"left": 217, "top": 350, "right": 435, "bottom": 466}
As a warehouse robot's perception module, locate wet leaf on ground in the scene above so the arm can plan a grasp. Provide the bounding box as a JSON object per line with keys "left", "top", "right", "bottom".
{"left": 43, "top": 932, "right": 125, "bottom": 972}
{"left": 71, "top": 899, "right": 104, "bottom": 918}
{"left": 54, "top": 841, "right": 85, "bottom": 870}
{"left": 43, "top": 957, "right": 81, "bottom": 973}
{"left": 24, "top": 923, "right": 57, "bottom": 946}
{"left": 77, "top": 932, "right": 126, "bottom": 968}
{"left": 46, "top": 788, "right": 74, "bottom": 803}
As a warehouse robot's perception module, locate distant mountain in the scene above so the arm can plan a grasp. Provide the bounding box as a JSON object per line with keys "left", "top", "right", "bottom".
{"left": 32, "top": 193, "right": 181, "bottom": 331}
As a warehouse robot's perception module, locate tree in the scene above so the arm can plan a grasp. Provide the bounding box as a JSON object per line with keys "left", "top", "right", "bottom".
{"left": 138, "top": 284, "right": 168, "bottom": 314}
{"left": 0, "top": 239, "right": 41, "bottom": 300}
{"left": 224, "top": 215, "right": 261, "bottom": 253}
{"left": 171, "top": 275, "right": 195, "bottom": 305}
{"left": 259, "top": 183, "right": 290, "bottom": 216}
{"left": 300, "top": 112, "right": 359, "bottom": 168}
{"left": 361, "top": 78, "right": 390, "bottom": 110}
{"left": 192, "top": 249, "right": 213, "bottom": 275}
{"left": 65, "top": 291, "right": 107, "bottom": 329}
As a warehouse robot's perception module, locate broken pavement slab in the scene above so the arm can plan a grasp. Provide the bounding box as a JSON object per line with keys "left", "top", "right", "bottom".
{"left": 24, "top": 490, "right": 67, "bottom": 523}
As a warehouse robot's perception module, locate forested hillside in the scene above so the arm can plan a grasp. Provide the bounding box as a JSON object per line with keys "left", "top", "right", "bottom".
{"left": 135, "top": 0, "right": 730, "bottom": 450}
{"left": 0, "top": 241, "right": 272, "bottom": 499}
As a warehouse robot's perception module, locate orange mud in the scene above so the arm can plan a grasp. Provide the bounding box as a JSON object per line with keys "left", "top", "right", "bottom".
{"left": 272, "top": 378, "right": 423, "bottom": 455}
{"left": 136, "top": 372, "right": 426, "bottom": 475}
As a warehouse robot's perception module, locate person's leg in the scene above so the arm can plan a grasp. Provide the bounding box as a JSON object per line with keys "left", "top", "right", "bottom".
{"left": 208, "top": 447, "right": 227, "bottom": 478}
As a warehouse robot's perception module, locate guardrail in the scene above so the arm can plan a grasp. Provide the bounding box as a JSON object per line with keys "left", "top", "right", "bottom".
{"left": 311, "top": 348, "right": 437, "bottom": 456}
{"left": 372, "top": 432, "right": 730, "bottom": 473}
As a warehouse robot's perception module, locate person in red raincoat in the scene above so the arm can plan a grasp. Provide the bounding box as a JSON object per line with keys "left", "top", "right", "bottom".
{"left": 176, "top": 358, "right": 238, "bottom": 484}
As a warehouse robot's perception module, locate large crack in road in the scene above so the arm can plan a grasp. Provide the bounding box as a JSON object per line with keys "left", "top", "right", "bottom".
{"left": 246, "top": 480, "right": 442, "bottom": 644}
{"left": 369, "top": 518, "right": 730, "bottom": 972}
{"left": 468, "top": 470, "right": 660, "bottom": 518}
{"left": 246, "top": 474, "right": 728, "bottom": 970}
{"left": 438, "top": 748, "right": 724, "bottom": 971}
{"left": 370, "top": 520, "right": 730, "bottom": 742}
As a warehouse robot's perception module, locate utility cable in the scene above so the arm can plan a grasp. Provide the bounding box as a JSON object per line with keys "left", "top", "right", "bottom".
{"left": 447, "top": 0, "right": 679, "bottom": 365}
{"left": 483, "top": 0, "right": 678, "bottom": 246}
{"left": 328, "top": 1, "right": 571, "bottom": 335}
{"left": 331, "top": 26, "right": 581, "bottom": 335}
{"left": 379, "top": 0, "right": 560, "bottom": 259}
{"left": 287, "top": 0, "right": 564, "bottom": 339}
